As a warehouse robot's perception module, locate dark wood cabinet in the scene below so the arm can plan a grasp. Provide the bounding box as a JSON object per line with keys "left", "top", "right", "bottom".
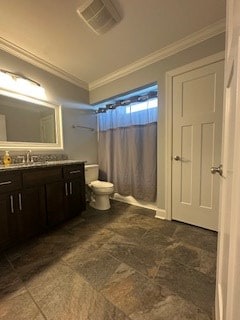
{"left": 0, "top": 192, "right": 18, "bottom": 247}
{"left": 46, "top": 181, "right": 65, "bottom": 226}
{"left": 0, "top": 172, "right": 21, "bottom": 248}
{"left": 0, "top": 161, "right": 86, "bottom": 251}
{"left": 0, "top": 187, "right": 45, "bottom": 247}
{"left": 63, "top": 163, "right": 86, "bottom": 220}
{"left": 45, "top": 163, "right": 86, "bottom": 226}
{"left": 64, "top": 179, "right": 86, "bottom": 219}
{"left": 19, "top": 187, "right": 46, "bottom": 239}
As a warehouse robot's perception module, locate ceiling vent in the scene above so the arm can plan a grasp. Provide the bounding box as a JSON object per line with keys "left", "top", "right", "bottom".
{"left": 77, "top": 0, "right": 121, "bottom": 35}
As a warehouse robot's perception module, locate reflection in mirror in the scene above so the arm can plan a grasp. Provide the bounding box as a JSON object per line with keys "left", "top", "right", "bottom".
{"left": 0, "top": 95, "right": 56, "bottom": 143}
{"left": 0, "top": 89, "right": 63, "bottom": 150}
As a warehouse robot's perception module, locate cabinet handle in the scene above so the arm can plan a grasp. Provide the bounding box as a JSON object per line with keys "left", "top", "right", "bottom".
{"left": 18, "top": 193, "right": 22, "bottom": 211}
{"left": 0, "top": 180, "right": 12, "bottom": 186}
{"left": 65, "top": 182, "right": 68, "bottom": 196}
{"left": 69, "top": 170, "right": 81, "bottom": 174}
{"left": 69, "top": 182, "right": 72, "bottom": 195}
{"left": 10, "top": 195, "right": 14, "bottom": 213}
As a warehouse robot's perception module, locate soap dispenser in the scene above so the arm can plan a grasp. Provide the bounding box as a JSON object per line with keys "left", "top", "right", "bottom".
{"left": 3, "top": 151, "right": 12, "bottom": 165}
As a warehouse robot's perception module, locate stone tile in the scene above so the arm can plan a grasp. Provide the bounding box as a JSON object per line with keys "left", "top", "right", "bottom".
{"left": 5, "top": 237, "right": 42, "bottom": 264}
{"left": 172, "top": 222, "right": 218, "bottom": 253}
{"left": 196, "top": 248, "right": 217, "bottom": 278}
{"left": 7, "top": 243, "right": 55, "bottom": 269}
{"left": 24, "top": 261, "right": 75, "bottom": 304}
{"left": 140, "top": 228, "right": 174, "bottom": 249}
{"left": 68, "top": 248, "right": 121, "bottom": 290}
{"left": 6, "top": 231, "right": 84, "bottom": 283}
{"left": 0, "top": 201, "right": 217, "bottom": 319}
{"left": 165, "top": 242, "right": 216, "bottom": 278}
{"left": 0, "top": 291, "right": 43, "bottom": 320}
{"left": 61, "top": 215, "right": 86, "bottom": 230}
{"left": 61, "top": 229, "right": 114, "bottom": 265}
{"left": 155, "top": 258, "right": 215, "bottom": 316}
{"left": 0, "top": 255, "right": 10, "bottom": 269}
{"left": 102, "top": 240, "right": 162, "bottom": 279}
{"left": 106, "top": 225, "right": 148, "bottom": 243}
{"left": 126, "top": 205, "right": 156, "bottom": 218}
{"left": 164, "top": 242, "right": 200, "bottom": 267}
{"left": 115, "top": 213, "right": 159, "bottom": 229}
{"left": 62, "top": 241, "right": 101, "bottom": 265}
{"left": 40, "top": 227, "right": 81, "bottom": 244}
{"left": 129, "top": 294, "right": 211, "bottom": 320}
{"left": 67, "top": 218, "right": 115, "bottom": 243}
{"left": 146, "top": 220, "right": 178, "bottom": 238}
{"left": 84, "top": 211, "right": 120, "bottom": 225}
{"left": 0, "top": 255, "right": 25, "bottom": 300}
{"left": 6, "top": 243, "right": 61, "bottom": 283}
{"left": 100, "top": 263, "right": 165, "bottom": 316}
{"left": 38, "top": 270, "right": 129, "bottom": 320}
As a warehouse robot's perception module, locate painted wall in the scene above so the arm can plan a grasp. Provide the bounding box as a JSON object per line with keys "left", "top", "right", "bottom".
{"left": 62, "top": 108, "right": 97, "bottom": 164}
{"left": 0, "top": 49, "right": 98, "bottom": 163}
{"left": 89, "top": 33, "right": 226, "bottom": 211}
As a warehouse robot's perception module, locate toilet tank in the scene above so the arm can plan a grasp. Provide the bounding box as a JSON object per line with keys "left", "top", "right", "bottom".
{"left": 85, "top": 164, "right": 99, "bottom": 184}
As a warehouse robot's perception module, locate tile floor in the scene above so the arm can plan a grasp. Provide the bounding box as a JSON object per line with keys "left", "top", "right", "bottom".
{"left": 0, "top": 201, "right": 217, "bottom": 320}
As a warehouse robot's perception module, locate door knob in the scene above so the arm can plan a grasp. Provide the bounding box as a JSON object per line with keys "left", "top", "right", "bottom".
{"left": 174, "top": 155, "right": 181, "bottom": 161}
{"left": 211, "top": 164, "right": 223, "bottom": 176}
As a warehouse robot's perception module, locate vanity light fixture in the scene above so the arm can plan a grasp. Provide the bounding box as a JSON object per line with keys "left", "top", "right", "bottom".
{"left": 0, "top": 70, "right": 46, "bottom": 99}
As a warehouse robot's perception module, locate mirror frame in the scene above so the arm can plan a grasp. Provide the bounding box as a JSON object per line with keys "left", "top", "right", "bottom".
{"left": 0, "top": 88, "right": 63, "bottom": 150}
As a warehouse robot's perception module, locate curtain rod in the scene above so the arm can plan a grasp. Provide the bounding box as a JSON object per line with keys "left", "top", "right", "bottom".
{"left": 95, "top": 90, "right": 157, "bottom": 114}
{"left": 72, "top": 125, "right": 95, "bottom": 132}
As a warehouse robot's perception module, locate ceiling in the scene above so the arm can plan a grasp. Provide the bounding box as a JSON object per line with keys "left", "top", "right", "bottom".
{"left": 0, "top": 0, "right": 226, "bottom": 89}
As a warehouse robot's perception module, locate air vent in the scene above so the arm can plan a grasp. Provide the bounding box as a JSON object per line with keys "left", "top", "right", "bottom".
{"left": 77, "top": 0, "right": 121, "bottom": 35}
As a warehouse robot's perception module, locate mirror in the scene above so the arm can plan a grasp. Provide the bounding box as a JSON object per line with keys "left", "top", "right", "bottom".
{"left": 0, "top": 89, "right": 63, "bottom": 150}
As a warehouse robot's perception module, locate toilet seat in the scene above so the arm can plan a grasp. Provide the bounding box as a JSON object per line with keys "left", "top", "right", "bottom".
{"left": 89, "top": 180, "right": 114, "bottom": 188}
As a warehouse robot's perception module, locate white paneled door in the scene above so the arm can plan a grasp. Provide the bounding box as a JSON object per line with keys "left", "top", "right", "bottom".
{"left": 172, "top": 61, "right": 224, "bottom": 231}
{"left": 216, "top": 0, "right": 240, "bottom": 318}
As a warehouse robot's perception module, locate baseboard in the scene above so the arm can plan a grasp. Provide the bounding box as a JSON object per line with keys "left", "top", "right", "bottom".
{"left": 111, "top": 193, "right": 168, "bottom": 221}
{"left": 155, "top": 209, "right": 167, "bottom": 220}
{"left": 215, "top": 283, "right": 223, "bottom": 320}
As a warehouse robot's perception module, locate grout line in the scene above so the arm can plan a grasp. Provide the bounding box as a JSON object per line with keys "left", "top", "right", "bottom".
{"left": 26, "top": 290, "right": 48, "bottom": 320}
{"left": 61, "top": 257, "right": 131, "bottom": 319}
{"left": 4, "top": 253, "right": 48, "bottom": 319}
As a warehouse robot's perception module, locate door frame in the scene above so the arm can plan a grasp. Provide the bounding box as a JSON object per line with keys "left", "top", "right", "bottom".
{"left": 165, "top": 51, "right": 225, "bottom": 221}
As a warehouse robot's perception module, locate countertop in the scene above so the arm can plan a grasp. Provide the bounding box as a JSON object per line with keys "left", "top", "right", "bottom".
{"left": 0, "top": 160, "right": 87, "bottom": 172}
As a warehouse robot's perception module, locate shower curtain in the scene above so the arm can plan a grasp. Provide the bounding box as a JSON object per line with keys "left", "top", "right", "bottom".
{"left": 98, "top": 100, "right": 157, "bottom": 202}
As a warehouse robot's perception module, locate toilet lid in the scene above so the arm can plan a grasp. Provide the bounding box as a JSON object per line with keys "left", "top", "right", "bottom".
{"left": 90, "top": 180, "right": 114, "bottom": 188}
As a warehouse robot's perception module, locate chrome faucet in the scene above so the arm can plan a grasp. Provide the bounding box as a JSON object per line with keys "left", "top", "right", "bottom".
{"left": 26, "top": 150, "right": 32, "bottom": 163}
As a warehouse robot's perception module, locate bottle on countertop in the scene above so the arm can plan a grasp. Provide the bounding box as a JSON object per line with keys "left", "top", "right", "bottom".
{"left": 3, "top": 151, "right": 12, "bottom": 165}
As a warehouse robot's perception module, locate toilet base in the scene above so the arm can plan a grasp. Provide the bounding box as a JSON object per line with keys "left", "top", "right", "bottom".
{"left": 90, "top": 194, "right": 111, "bottom": 210}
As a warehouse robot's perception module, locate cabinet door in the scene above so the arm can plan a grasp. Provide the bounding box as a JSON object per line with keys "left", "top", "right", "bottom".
{"left": 45, "top": 181, "right": 65, "bottom": 226}
{"left": 0, "top": 193, "right": 18, "bottom": 249}
{"left": 19, "top": 187, "right": 46, "bottom": 240}
{"left": 65, "top": 179, "right": 86, "bottom": 219}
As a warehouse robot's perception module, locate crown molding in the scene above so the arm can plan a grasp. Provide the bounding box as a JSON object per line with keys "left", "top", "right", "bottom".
{"left": 0, "top": 37, "right": 88, "bottom": 90}
{"left": 89, "top": 18, "right": 226, "bottom": 90}
{"left": 0, "top": 18, "right": 226, "bottom": 92}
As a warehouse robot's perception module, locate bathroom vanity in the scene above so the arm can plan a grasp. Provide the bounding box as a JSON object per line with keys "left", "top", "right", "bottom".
{"left": 0, "top": 160, "right": 86, "bottom": 251}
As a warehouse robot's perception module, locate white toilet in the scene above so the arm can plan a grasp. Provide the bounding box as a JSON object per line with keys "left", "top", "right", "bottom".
{"left": 85, "top": 164, "right": 114, "bottom": 210}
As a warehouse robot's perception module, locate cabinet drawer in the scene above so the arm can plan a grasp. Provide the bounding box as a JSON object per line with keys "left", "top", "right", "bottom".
{"left": 63, "top": 164, "right": 84, "bottom": 180}
{"left": 0, "top": 172, "right": 21, "bottom": 192}
{"left": 22, "top": 167, "right": 63, "bottom": 187}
